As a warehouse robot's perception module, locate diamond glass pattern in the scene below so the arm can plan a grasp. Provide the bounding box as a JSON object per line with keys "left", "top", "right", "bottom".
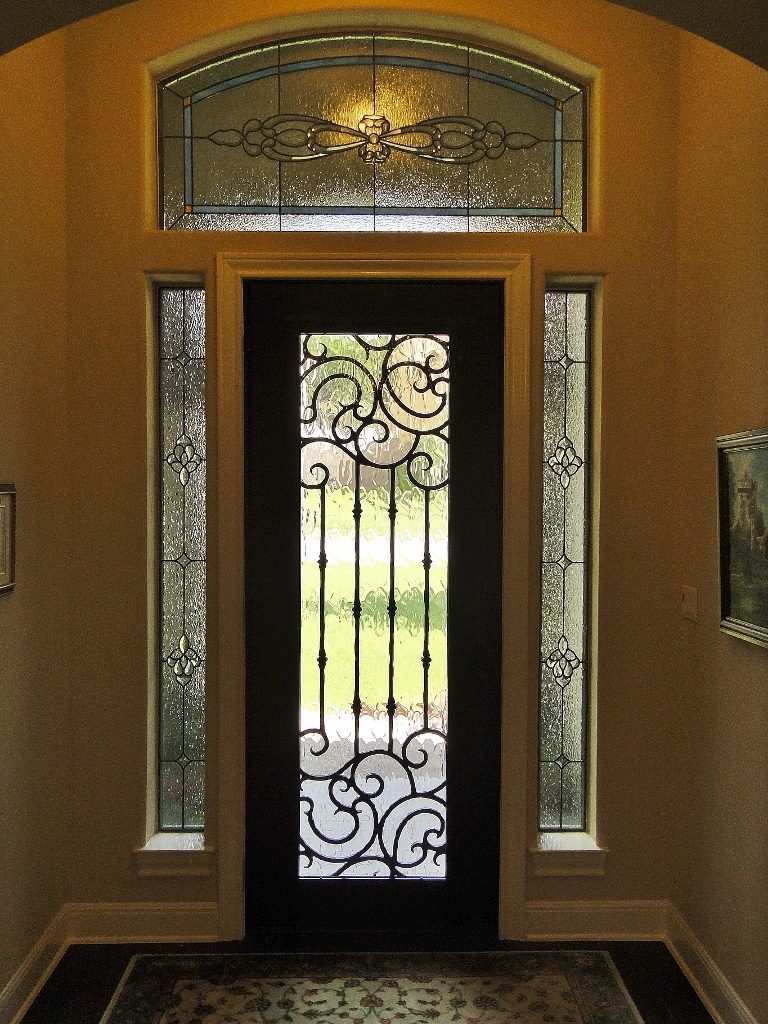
{"left": 159, "top": 34, "right": 585, "bottom": 231}
{"left": 539, "top": 291, "right": 590, "bottom": 831}
{"left": 159, "top": 288, "right": 206, "bottom": 831}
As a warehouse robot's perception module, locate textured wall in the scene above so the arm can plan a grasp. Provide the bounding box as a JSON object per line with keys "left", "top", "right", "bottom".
{"left": 0, "top": 32, "right": 70, "bottom": 992}
{"left": 671, "top": 33, "right": 768, "bottom": 1020}
{"left": 60, "top": 0, "right": 680, "bottom": 907}
{"left": 3, "top": 0, "right": 768, "bottom": 69}
{"left": 1, "top": 0, "right": 765, "bottom": 1016}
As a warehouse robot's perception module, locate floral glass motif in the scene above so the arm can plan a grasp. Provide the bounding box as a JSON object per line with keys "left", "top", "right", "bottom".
{"left": 539, "top": 291, "right": 590, "bottom": 831}
{"left": 159, "top": 288, "right": 206, "bottom": 831}
{"left": 159, "top": 35, "right": 585, "bottom": 232}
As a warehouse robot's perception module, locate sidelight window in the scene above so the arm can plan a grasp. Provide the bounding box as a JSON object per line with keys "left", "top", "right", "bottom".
{"left": 538, "top": 290, "right": 591, "bottom": 831}
{"left": 157, "top": 286, "right": 207, "bottom": 831}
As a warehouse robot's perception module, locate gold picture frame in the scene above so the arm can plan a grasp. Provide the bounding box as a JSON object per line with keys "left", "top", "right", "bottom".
{"left": 0, "top": 484, "right": 16, "bottom": 592}
{"left": 717, "top": 430, "right": 768, "bottom": 648}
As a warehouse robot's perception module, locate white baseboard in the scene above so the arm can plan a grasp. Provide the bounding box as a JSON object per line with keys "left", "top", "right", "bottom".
{"left": 2, "top": 898, "right": 757, "bottom": 1024}
{"left": 65, "top": 900, "right": 219, "bottom": 944}
{"left": 1, "top": 901, "right": 218, "bottom": 1024}
{"left": 523, "top": 898, "right": 667, "bottom": 940}
{"left": 665, "top": 903, "right": 759, "bottom": 1024}
{"left": 523, "top": 898, "right": 759, "bottom": 1024}
{"left": 0, "top": 907, "right": 69, "bottom": 1024}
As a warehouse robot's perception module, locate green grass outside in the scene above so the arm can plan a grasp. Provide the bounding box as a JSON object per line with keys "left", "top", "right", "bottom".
{"left": 301, "top": 484, "right": 448, "bottom": 715}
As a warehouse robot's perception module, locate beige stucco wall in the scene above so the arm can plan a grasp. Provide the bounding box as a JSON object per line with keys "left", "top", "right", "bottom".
{"left": 670, "top": 33, "right": 768, "bottom": 1022}
{"left": 0, "top": 32, "right": 70, "bottom": 990}
{"left": 60, "top": 0, "right": 681, "bottom": 901}
{"left": 0, "top": 0, "right": 766, "bottom": 1014}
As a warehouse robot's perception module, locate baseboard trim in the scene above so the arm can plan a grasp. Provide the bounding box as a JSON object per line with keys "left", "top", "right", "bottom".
{"left": 3, "top": 899, "right": 757, "bottom": 1024}
{"left": 523, "top": 898, "right": 667, "bottom": 941}
{"left": 65, "top": 900, "right": 219, "bottom": 944}
{"left": 2, "top": 901, "right": 218, "bottom": 1024}
{"left": 1, "top": 907, "right": 69, "bottom": 1024}
{"left": 665, "top": 904, "right": 758, "bottom": 1024}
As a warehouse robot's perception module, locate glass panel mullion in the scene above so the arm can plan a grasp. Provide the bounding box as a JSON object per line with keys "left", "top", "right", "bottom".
{"left": 539, "top": 290, "right": 589, "bottom": 832}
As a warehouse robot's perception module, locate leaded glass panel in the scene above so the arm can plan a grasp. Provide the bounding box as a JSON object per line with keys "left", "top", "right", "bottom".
{"left": 159, "top": 34, "right": 586, "bottom": 231}
{"left": 159, "top": 287, "right": 206, "bottom": 831}
{"left": 539, "top": 291, "right": 590, "bottom": 831}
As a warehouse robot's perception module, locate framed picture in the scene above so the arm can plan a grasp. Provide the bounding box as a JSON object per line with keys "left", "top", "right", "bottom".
{"left": 717, "top": 430, "right": 768, "bottom": 648}
{"left": 0, "top": 484, "right": 15, "bottom": 593}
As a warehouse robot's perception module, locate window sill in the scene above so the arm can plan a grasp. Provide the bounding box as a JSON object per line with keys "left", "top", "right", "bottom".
{"left": 133, "top": 833, "right": 216, "bottom": 878}
{"left": 528, "top": 833, "right": 607, "bottom": 877}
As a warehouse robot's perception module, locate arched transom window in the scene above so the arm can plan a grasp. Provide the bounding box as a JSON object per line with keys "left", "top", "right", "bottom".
{"left": 159, "top": 34, "right": 586, "bottom": 231}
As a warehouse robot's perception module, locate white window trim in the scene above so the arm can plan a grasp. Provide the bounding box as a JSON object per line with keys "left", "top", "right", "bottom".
{"left": 529, "top": 831, "right": 607, "bottom": 877}
{"left": 133, "top": 833, "right": 216, "bottom": 878}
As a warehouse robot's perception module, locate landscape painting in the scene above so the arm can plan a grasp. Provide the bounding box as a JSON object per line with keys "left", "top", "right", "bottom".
{"left": 718, "top": 430, "right": 768, "bottom": 646}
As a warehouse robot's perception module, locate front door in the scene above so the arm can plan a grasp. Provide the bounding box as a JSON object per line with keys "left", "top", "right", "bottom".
{"left": 244, "top": 277, "right": 503, "bottom": 944}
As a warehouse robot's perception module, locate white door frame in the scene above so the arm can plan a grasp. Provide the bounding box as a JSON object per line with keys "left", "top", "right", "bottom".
{"left": 213, "top": 248, "right": 532, "bottom": 938}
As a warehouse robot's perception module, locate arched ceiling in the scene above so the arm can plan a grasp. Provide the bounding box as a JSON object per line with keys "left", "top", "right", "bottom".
{"left": 1, "top": 0, "right": 767, "bottom": 69}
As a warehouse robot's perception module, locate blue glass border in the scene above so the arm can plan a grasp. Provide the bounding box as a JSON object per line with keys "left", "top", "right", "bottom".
{"left": 190, "top": 55, "right": 560, "bottom": 107}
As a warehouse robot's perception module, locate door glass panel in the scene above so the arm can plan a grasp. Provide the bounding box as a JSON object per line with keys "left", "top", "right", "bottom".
{"left": 299, "top": 332, "right": 449, "bottom": 878}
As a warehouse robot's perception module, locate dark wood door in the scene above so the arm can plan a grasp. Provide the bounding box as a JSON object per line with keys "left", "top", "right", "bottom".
{"left": 244, "top": 278, "right": 503, "bottom": 944}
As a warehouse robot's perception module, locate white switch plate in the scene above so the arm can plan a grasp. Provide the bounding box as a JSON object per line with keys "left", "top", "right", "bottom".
{"left": 681, "top": 584, "right": 698, "bottom": 622}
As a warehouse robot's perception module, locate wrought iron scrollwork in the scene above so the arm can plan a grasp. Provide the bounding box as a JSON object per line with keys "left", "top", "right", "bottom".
{"left": 300, "top": 333, "right": 449, "bottom": 878}
{"left": 299, "top": 730, "right": 446, "bottom": 877}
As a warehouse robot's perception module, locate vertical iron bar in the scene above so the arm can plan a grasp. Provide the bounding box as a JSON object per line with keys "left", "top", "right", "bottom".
{"left": 422, "top": 488, "right": 432, "bottom": 731}
{"left": 352, "top": 461, "right": 362, "bottom": 754}
{"left": 387, "top": 467, "right": 397, "bottom": 751}
{"left": 318, "top": 481, "right": 328, "bottom": 734}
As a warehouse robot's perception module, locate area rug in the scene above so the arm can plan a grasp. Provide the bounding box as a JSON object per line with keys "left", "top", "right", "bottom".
{"left": 99, "top": 951, "right": 643, "bottom": 1024}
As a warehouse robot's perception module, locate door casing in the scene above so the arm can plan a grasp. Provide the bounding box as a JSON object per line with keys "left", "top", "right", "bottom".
{"left": 212, "top": 249, "right": 532, "bottom": 939}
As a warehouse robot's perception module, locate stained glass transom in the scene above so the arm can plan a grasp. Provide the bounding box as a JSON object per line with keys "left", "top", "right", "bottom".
{"left": 539, "top": 291, "right": 590, "bottom": 831}
{"left": 158, "top": 287, "right": 206, "bottom": 831}
{"left": 159, "top": 35, "right": 585, "bottom": 232}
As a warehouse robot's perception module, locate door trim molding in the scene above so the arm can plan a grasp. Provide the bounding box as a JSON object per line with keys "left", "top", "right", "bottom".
{"left": 214, "top": 251, "right": 531, "bottom": 939}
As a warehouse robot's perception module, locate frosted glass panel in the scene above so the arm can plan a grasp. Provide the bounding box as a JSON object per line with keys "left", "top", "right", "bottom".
{"left": 299, "top": 332, "right": 449, "bottom": 878}
{"left": 158, "top": 287, "right": 206, "bottom": 832}
{"left": 538, "top": 291, "right": 590, "bottom": 831}
{"left": 159, "top": 34, "right": 585, "bottom": 231}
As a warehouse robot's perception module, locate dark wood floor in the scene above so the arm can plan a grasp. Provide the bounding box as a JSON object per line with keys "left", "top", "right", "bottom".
{"left": 22, "top": 937, "right": 714, "bottom": 1023}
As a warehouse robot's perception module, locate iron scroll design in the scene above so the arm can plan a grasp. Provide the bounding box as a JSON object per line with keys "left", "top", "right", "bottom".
{"left": 299, "top": 333, "right": 449, "bottom": 878}
{"left": 195, "top": 113, "right": 552, "bottom": 165}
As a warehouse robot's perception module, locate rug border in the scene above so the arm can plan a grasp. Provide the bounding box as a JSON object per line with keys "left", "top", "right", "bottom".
{"left": 100, "top": 949, "right": 645, "bottom": 1024}
{"left": 97, "top": 955, "right": 140, "bottom": 1024}
{"left": 601, "top": 950, "right": 645, "bottom": 1024}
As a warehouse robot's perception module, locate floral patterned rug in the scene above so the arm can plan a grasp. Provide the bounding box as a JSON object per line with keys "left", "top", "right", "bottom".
{"left": 100, "top": 951, "right": 643, "bottom": 1024}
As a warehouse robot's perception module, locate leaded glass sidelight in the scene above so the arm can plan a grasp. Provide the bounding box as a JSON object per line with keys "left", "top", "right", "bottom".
{"left": 539, "top": 291, "right": 590, "bottom": 831}
{"left": 159, "top": 35, "right": 586, "bottom": 231}
{"left": 299, "top": 332, "right": 448, "bottom": 876}
{"left": 158, "top": 287, "right": 206, "bottom": 831}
